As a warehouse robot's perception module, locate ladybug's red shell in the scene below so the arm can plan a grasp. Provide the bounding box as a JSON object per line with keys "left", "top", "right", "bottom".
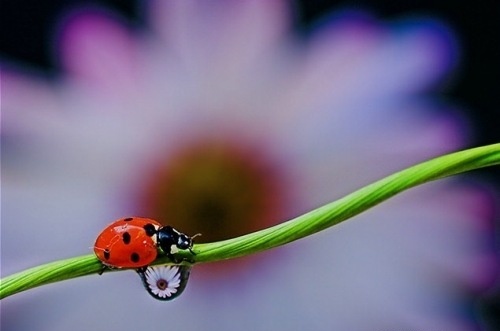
{"left": 94, "top": 217, "right": 161, "bottom": 268}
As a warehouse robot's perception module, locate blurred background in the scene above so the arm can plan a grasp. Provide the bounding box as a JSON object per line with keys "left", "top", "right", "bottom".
{"left": 2, "top": 0, "right": 499, "bottom": 147}
{"left": 1, "top": 0, "right": 499, "bottom": 330}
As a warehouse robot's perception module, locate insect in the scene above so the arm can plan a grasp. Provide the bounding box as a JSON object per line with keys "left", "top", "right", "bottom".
{"left": 156, "top": 225, "right": 199, "bottom": 262}
{"left": 94, "top": 217, "right": 198, "bottom": 271}
{"left": 137, "top": 265, "right": 192, "bottom": 301}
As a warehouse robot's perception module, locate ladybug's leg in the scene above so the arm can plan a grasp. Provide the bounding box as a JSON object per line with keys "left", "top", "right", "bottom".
{"left": 98, "top": 264, "right": 109, "bottom": 276}
{"left": 188, "top": 233, "right": 202, "bottom": 257}
{"left": 168, "top": 253, "right": 196, "bottom": 264}
{"left": 136, "top": 266, "right": 148, "bottom": 274}
{"left": 184, "top": 255, "right": 196, "bottom": 264}
{"left": 167, "top": 253, "right": 182, "bottom": 264}
{"left": 185, "top": 249, "right": 197, "bottom": 263}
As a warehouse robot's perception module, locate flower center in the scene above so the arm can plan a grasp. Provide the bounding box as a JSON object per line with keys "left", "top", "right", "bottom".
{"left": 136, "top": 139, "right": 288, "bottom": 243}
{"left": 156, "top": 279, "right": 168, "bottom": 291}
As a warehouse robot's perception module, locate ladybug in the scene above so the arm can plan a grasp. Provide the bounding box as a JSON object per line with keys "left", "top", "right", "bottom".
{"left": 94, "top": 217, "right": 198, "bottom": 271}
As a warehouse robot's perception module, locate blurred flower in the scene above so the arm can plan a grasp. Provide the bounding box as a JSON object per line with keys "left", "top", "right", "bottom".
{"left": 1, "top": 1, "right": 496, "bottom": 331}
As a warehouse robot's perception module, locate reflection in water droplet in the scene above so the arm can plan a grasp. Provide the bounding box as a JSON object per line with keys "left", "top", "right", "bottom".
{"left": 137, "top": 265, "right": 191, "bottom": 301}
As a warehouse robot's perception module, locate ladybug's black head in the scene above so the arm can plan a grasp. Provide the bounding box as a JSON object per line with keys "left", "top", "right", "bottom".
{"left": 176, "top": 233, "right": 193, "bottom": 250}
{"left": 156, "top": 226, "right": 200, "bottom": 256}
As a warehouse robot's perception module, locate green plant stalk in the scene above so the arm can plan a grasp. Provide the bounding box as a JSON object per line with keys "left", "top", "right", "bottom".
{"left": 1, "top": 143, "right": 499, "bottom": 300}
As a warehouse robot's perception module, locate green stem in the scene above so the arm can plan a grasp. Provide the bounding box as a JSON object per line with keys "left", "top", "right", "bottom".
{"left": 2, "top": 143, "right": 499, "bottom": 299}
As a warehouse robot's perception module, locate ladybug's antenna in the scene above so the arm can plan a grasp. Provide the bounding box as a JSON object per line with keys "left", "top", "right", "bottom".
{"left": 189, "top": 233, "right": 202, "bottom": 255}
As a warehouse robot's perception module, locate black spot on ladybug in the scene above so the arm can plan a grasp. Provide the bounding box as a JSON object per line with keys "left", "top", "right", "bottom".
{"left": 104, "top": 249, "right": 110, "bottom": 260}
{"left": 143, "top": 223, "right": 156, "bottom": 237}
{"left": 123, "top": 217, "right": 133, "bottom": 222}
{"left": 131, "top": 252, "right": 140, "bottom": 263}
{"left": 122, "top": 232, "right": 131, "bottom": 244}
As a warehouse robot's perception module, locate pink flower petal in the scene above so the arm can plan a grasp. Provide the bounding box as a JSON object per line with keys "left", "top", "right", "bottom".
{"left": 57, "top": 9, "right": 141, "bottom": 96}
